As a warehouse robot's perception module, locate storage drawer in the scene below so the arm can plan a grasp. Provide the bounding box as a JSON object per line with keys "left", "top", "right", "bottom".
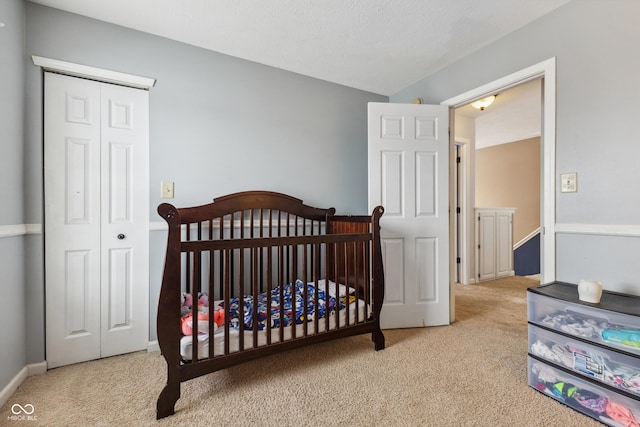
{"left": 529, "top": 324, "right": 640, "bottom": 398}
{"left": 528, "top": 356, "right": 640, "bottom": 427}
{"left": 528, "top": 291, "right": 640, "bottom": 356}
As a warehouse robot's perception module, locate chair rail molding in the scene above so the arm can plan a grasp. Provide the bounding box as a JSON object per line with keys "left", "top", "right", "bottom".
{"left": 555, "top": 223, "right": 640, "bottom": 238}
{"left": 0, "top": 224, "right": 42, "bottom": 238}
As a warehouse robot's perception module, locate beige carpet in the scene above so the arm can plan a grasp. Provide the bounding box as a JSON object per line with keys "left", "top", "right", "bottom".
{"left": 2, "top": 276, "right": 603, "bottom": 426}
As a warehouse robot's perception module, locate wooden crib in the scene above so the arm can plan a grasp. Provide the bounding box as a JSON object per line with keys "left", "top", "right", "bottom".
{"left": 155, "top": 191, "right": 385, "bottom": 419}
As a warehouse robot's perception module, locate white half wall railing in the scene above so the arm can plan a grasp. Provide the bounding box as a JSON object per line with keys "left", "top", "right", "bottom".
{"left": 513, "top": 227, "right": 541, "bottom": 251}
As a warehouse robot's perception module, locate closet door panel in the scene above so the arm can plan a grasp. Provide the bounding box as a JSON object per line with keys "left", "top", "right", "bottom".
{"left": 45, "top": 73, "right": 101, "bottom": 368}
{"left": 99, "top": 82, "right": 149, "bottom": 358}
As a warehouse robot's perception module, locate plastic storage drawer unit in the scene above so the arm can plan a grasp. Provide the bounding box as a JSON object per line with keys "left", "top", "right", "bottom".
{"left": 528, "top": 286, "right": 640, "bottom": 357}
{"left": 529, "top": 324, "right": 640, "bottom": 398}
{"left": 529, "top": 356, "right": 640, "bottom": 426}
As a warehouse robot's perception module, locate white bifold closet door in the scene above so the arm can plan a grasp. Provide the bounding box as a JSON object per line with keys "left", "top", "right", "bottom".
{"left": 45, "top": 72, "right": 149, "bottom": 368}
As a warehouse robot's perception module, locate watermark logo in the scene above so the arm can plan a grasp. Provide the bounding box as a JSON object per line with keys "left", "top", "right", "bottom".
{"left": 11, "top": 405, "right": 34, "bottom": 415}
{"left": 7, "top": 403, "right": 37, "bottom": 421}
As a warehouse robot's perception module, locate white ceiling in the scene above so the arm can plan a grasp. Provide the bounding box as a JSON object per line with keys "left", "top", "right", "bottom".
{"left": 457, "top": 79, "right": 542, "bottom": 149}
{"left": 29, "top": 0, "right": 570, "bottom": 96}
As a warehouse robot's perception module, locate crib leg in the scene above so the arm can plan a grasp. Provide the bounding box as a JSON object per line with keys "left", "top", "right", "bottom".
{"left": 372, "top": 327, "right": 385, "bottom": 351}
{"left": 156, "top": 381, "right": 180, "bottom": 419}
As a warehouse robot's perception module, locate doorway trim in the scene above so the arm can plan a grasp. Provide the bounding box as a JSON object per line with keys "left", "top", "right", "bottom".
{"left": 32, "top": 55, "right": 156, "bottom": 89}
{"left": 453, "top": 137, "right": 470, "bottom": 285}
{"left": 441, "top": 57, "right": 556, "bottom": 284}
{"left": 34, "top": 56, "right": 156, "bottom": 367}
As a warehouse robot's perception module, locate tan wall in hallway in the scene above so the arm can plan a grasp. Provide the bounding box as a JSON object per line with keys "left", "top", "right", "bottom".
{"left": 476, "top": 137, "right": 540, "bottom": 244}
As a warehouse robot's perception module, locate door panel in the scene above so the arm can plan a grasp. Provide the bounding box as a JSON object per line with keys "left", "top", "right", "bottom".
{"left": 100, "top": 82, "right": 149, "bottom": 358}
{"left": 495, "top": 211, "right": 513, "bottom": 278}
{"left": 478, "top": 211, "right": 496, "bottom": 282}
{"left": 368, "top": 102, "right": 450, "bottom": 328}
{"left": 45, "top": 74, "right": 102, "bottom": 368}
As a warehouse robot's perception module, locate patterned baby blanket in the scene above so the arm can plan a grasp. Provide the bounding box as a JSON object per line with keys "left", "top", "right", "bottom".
{"left": 219, "top": 280, "right": 344, "bottom": 330}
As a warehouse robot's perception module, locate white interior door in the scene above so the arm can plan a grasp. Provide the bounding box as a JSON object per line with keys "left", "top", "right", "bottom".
{"left": 477, "top": 211, "right": 496, "bottom": 282}
{"left": 368, "top": 102, "right": 450, "bottom": 328}
{"left": 45, "top": 72, "right": 149, "bottom": 368}
{"left": 495, "top": 211, "right": 513, "bottom": 278}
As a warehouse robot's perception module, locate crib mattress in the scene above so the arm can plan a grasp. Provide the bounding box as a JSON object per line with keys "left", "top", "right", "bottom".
{"left": 180, "top": 299, "right": 368, "bottom": 360}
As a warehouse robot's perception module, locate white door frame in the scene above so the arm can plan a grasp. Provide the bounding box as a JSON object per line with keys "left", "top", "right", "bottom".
{"left": 453, "top": 137, "right": 470, "bottom": 285}
{"left": 442, "top": 57, "right": 556, "bottom": 285}
{"left": 32, "top": 56, "right": 156, "bottom": 89}
{"left": 34, "top": 56, "right": 155, "bottom": 365}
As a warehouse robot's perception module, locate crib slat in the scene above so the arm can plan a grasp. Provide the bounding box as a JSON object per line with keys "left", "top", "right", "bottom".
{"left": 325, "top": 242, "right": 332, "bottom": 333}
{"left": 290, "top": 244, "right": 296, "bottom": 340}
{"left": 278, "top": 245, "right": 285, "bottom": 343}
{"left": 252, "top": 246, "right": 259, "bottom": 349}
{"left": 191, "top": 247, "right": 200, "bottom": 362}
{"left": 223, "top": 249, "right": 231, "bottom": 356}
{"left": 302, "top": 243, "right": 308, "bottom": 337}
{"left": 266, "top": 245, "right": 273, "bottom": 346}
{"left": 313, "top": 243, "right": 320, "bottom": 334}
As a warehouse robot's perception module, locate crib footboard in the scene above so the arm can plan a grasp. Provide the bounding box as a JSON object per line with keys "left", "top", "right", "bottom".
{"left": 155, "top": 191, "right": 384, "bottom": 419}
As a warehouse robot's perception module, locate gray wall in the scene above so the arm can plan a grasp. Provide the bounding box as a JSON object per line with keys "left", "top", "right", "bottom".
{"left": 393, "top": 0, "right": 640, "bottom": 295}
{"left": 0, "top": 0, "right": 27, "bottom": 393}
{"left": 18, "top": 2, "right": 386, "bottom": 371}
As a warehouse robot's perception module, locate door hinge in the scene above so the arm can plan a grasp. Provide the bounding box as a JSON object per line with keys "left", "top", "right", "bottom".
{"left": 456, "top": 257, "right": 461, "bottom": 264}
{"left": 457, "top": 156, "right": 461, "bottom": 163}
{"left": 478, "top": 244, "right": 481, "bottom": 249}
{"left": 456, "top": 207, "right": 461, "bottom": 214}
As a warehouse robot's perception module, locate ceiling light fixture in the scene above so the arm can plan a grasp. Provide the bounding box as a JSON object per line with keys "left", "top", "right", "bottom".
{"left": 471, "top": 95, "right": 496, "bottom": 111}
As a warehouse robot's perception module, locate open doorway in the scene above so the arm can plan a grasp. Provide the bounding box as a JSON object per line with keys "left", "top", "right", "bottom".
{"left": 457, "top": 79, "right": 542, "bottom": 283}
{"left": 442, "top": 58, "right": 556, "bottom": 321}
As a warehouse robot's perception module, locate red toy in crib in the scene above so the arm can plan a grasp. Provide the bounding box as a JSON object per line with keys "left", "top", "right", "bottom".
{"left": 181, "top": 309, "right": 225, "bottom": 335}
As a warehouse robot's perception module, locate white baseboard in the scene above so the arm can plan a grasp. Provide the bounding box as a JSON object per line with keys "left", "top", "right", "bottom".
{"left": 147, "top": 341, "right": 160, "bottom": 353}
{"left": 0, "top": 361, "right": 46, "bottom": 410}
{"left": 0, "top": 367, "right": 27, "bottom": 410}
{"left": 27, "top": 361, "right": 47, "bottom": 376}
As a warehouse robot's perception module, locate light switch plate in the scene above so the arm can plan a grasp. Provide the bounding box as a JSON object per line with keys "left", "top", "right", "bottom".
{"left": 161, "top": 181, "right": 174, "bottom": 198}
{"left": 560, "top": 173, "right": 577, "bottom": 193}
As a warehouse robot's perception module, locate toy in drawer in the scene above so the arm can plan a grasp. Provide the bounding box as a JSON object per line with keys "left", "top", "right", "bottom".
{"left": 528, "top": 291, "right": 640, "bottom": 356}
{"left": 529, "top": 324, "right": 640, "bottom": 398}
{"left": 528, "top": 356, "right": 640, "bottom": 427}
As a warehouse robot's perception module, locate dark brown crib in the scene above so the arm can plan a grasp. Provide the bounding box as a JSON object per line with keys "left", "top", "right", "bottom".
{"left": 156, "top": 191, "right": 385, "bottom": 419}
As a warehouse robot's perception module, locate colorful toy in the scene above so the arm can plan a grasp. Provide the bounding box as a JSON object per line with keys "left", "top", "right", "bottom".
{"left": 198, "top": 293, "right": 209, "bottom": 309}
{"left": 181, "top": 292, "right": 210, "bottom": 316}
{"left": 181, "top": 308, "right": 224, "bottom": 336}
{"left": 181, "top": 312, "right": 208, "bottom": 335}
{"left": 180, "top": 293, "right": 193, "bottom": 316}
{"left": 602, "top": 329, "right": 640, "bottom": 348}
{"left": 550, "top": 381, "right": 577, "bottom": 400}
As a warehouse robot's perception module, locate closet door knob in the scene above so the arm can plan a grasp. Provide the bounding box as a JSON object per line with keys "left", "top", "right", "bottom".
{"left": 117, "top": 234, "right": 126, "bottom": 240}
